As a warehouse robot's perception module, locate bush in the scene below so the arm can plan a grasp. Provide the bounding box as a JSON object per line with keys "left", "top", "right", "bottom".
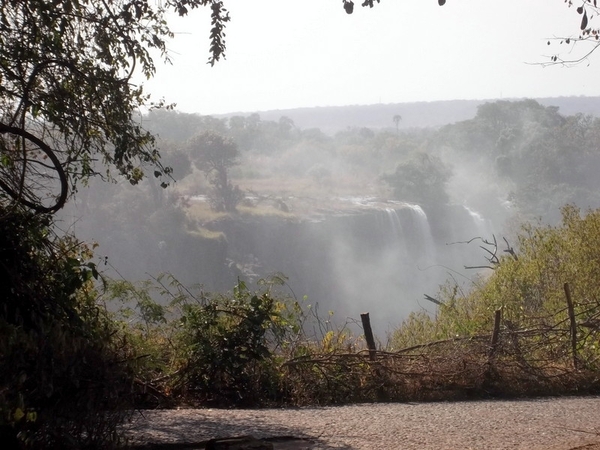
{"left": 102, "top": 274, "right": 384, "bottom": 407}
{"left": 170, "top": 280, "right": 292, "bottom": 406}
{"left": 388, "top": 205, "right": 600, "bottom": 398}
{"left": 0, "top": 208, "right": 136, "bottom": 449}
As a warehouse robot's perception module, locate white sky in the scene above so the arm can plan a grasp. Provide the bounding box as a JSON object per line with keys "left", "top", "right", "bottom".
{"left": 143, "top": 0, "right": 600, "bottom": 115}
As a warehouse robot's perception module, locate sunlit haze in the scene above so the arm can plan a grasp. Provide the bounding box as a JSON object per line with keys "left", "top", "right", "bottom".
{"left": 143, "top": 0, "right": 596, "bottom": 115}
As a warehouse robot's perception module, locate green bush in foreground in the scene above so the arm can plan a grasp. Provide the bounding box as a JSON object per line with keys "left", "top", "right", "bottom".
{"left": 171, "top": 280, "right": 287, "bottom": 406}
{"left": 104, "top": 274, "right": 378, "bottom": 407}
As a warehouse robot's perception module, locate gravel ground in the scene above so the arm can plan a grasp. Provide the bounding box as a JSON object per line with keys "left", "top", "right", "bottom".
{"left": 125, "top": 396, "right": 600, "bottom": 449}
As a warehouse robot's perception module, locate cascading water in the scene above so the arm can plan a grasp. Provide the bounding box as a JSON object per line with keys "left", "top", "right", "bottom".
{"left": 184, "top": 198, "right": 496, "bottom": 333}
{"left": 401, "top": 204, "right": 437, "bottom": 265}
{"left": 69, "top": 187, "right": 494, "bottom": 334}
{"left": 321, "top": 202, "right": 445, "bottom": 330}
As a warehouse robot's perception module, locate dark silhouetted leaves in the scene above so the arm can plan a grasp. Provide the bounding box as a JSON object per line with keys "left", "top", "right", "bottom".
{"left": 343, "top": 0, "right": 354, "bottom": 14}
{"left": 581, "top": 11, "right": 588, "bottom": 30}
{"left": 439, "top": 0, "right": 446, "bottom": 5}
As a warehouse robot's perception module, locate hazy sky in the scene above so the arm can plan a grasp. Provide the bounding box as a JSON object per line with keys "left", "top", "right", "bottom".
{"left": 143, "top": 0, "right": 600, "bottom": 115}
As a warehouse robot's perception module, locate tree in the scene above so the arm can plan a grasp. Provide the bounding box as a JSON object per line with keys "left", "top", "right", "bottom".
{"left": 393, "top": 114, "right": 402, "bottom": 134}
{"left": 0, "top": 0, "right": 229, "bottom": 213}
{"left": 188, "top": 131, "right": 243, "bottom": 212}
{"left": 0, "top": 206, "right": 143, "bottom": 448}
{"left": 0, "top": 3, "right": 231, "bottom": 446}
{"left": 381, "top": 153, "right": 451, "bottom": 210}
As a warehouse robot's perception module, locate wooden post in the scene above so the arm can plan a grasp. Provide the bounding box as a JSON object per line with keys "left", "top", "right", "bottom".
{"left": 563, "top": 282, "right": 578, "bottom": 370}
{"left": 483, "top": 308, "right": 503, "bottom": 389}
{"left": 361, "top": 312, "right": 387, "bottom": 401}
{"left": 360, "top": 312, "right": 377, "bottom": 361}
{"left": 489, "top": 308, "right": 502, "bottom": 359}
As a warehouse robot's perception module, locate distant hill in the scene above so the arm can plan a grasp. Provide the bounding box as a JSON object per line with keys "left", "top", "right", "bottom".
{"left": 220, "top": 96, "right": 600, "bottom": 134}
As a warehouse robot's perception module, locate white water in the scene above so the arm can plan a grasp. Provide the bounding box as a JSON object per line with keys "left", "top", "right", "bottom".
{"left": 325, "top": 203, "right": 454, "bottom": 330}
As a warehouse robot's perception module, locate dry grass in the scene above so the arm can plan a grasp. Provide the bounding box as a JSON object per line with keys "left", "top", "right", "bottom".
{"left": 276, "top": 297, "right": 600, "bottom": 406}
{"left": 280, "top": 334, "right": 600, "bottom": 406}
{"left": 184, "top": 201, "right": 228, "bottom": 223}
{"left": 181, "top": 173, "right": 391, "bottom": 224}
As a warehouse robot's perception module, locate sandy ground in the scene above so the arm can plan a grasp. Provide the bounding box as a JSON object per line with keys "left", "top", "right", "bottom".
{"left": 124, "top": 396, "right": 600, "bottom": 449}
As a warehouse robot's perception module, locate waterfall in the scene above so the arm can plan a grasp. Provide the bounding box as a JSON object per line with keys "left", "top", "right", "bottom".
{"left": 382, "top": 208, "right": 410, "bottom": 262}
{"left": 379, "top": 205, "right": 437, "bottom": 266}
{"left": 384, "top": 207, "right": 403, "bottom": 237}
{"left": 205, "top": 199, "right": 497, "bottom": 332}
{"left": 403, "top": 204, "right": 437, "bottom": 265}
{"left": 320, "top": 203, "right": 442, "bottom": 329}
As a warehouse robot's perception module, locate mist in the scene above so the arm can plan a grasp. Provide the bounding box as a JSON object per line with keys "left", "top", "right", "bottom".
{"left": 59, "top": 97, "right": 600, "bottom": 333}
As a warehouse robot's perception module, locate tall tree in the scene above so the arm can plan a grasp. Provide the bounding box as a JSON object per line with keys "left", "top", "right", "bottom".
{"left": 188, "top": 131, "right": 243, "bottom": 212}
{"left": 0, "top": 0, "right": 229, "bottom": 213}
{"left": 393, "top": 114, "right": 402, "bottom": 134}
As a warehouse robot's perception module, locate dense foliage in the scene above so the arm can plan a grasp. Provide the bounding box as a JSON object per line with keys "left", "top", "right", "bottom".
{"left": 187, "top": 131, "right": 243, "bottom": 212}
{"left": 436, "top": 100, "right": 600, "bottom": 222}
{"left": 0, "top": 1, "right": 232, "bottom": 447}
{"left": 0, "top": 208, "right": 138, "bottom": 449}
{"left": 172, "top": 280, "right": 289, "bottom": 406}
{"left": 0, "top": 0, "right": 229, "bottom": 213}
{"left": 102, "top": 274, "right": 375, "bottom": 407}
{"left": 381, "top": 153, "right": 451, "bottom": 211}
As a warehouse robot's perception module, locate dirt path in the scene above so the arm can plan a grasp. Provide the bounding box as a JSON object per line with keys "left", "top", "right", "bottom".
{"left": 125, "top": 396, "right": 600, "bottom": 449}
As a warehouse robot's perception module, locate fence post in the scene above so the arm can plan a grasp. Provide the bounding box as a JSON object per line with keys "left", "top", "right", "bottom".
{"left": 360, "top": 312, "right": 377, "bottom": 361}
{"left": 488, "top": 308, "right": 502, "bottom": 359}
{"left": 483, "top": 308, "right": 503, "bottom": 391}
{"left": 360, "top": 312, "right": 387, "bottom": 401}
{"left": 563, "top": 282, "right": 578, "bottom": 370}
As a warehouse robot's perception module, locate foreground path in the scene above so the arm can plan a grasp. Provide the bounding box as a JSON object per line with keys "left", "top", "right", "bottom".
{"left": 125, "top": 396, "right": 600, "bottom": 449}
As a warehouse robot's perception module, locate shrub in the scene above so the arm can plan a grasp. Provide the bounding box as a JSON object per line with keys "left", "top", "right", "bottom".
{"left": 388, "top": 205, "right": 600, "bottom": 398}
{"left": 170, "top": 280, "right": 295, "bottom": 406}
{"left": 0, "top": 207, "right": 136, "bottom": 449}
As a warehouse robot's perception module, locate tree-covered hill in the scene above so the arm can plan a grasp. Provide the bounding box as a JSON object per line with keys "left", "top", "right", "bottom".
{"left": 216, "top": 96, "right": 600, "bottom": 135}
